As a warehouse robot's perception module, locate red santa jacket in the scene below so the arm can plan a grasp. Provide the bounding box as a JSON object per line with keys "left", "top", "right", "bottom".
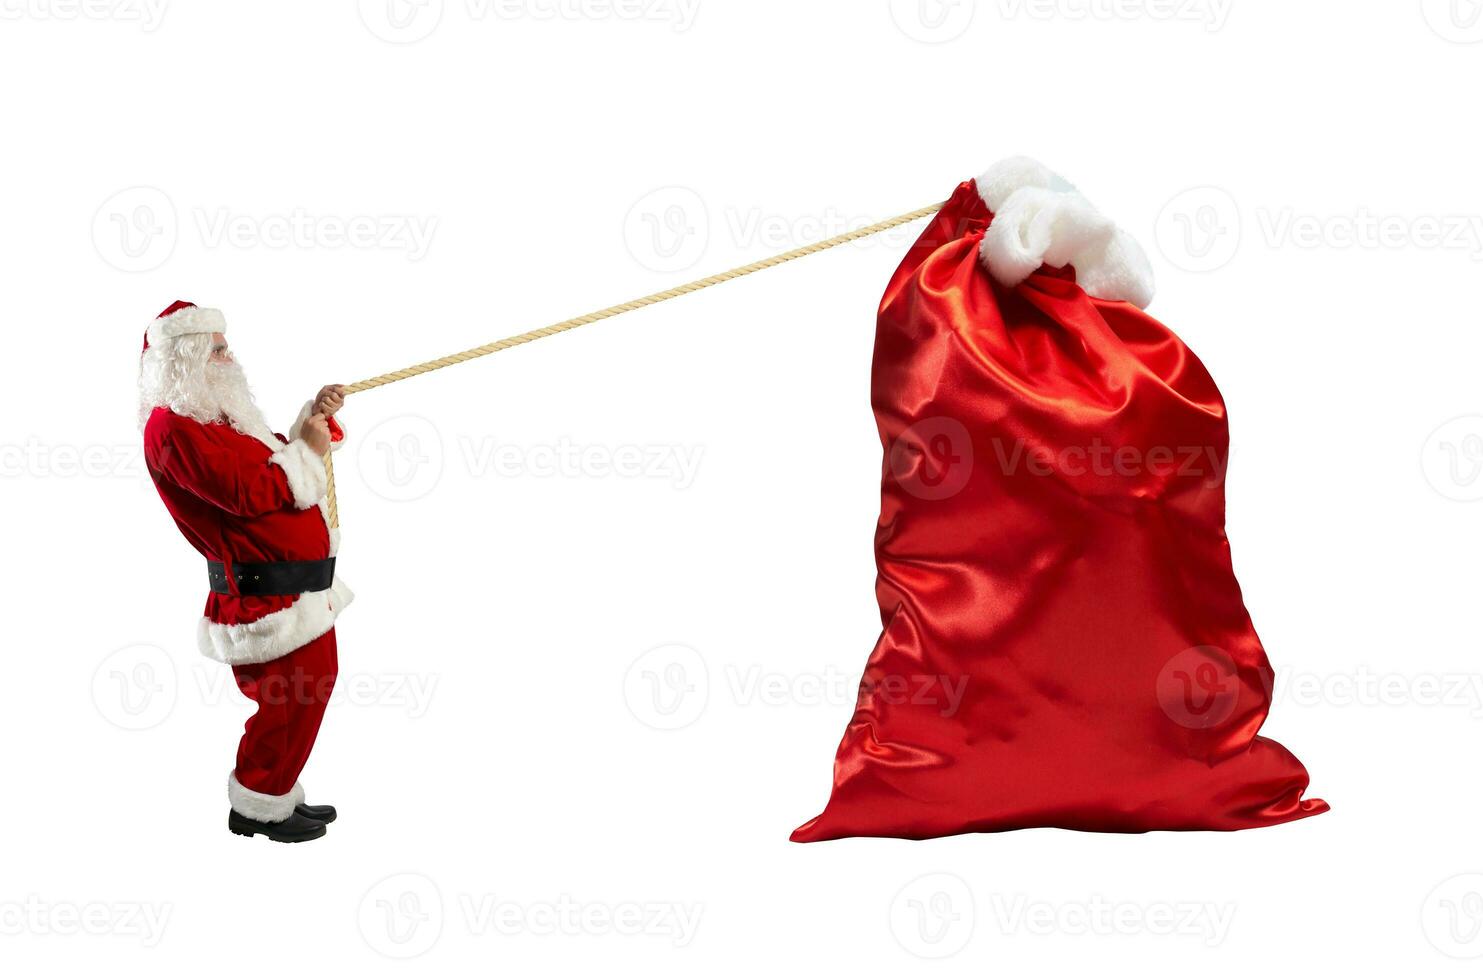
{"left": 143, "top": 404, "right": 352, "bottom": 666}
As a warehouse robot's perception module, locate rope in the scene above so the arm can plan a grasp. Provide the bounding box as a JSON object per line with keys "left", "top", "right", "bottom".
{"left": 325, "top": 200, "right": 944, "bottom": 527}
{"left": 323, "top": 448, "right": 338, "bottom": 530}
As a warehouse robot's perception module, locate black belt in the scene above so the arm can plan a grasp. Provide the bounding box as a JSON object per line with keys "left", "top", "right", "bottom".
{"left": 208, "top": 558, "right": 336, "bottom": 596}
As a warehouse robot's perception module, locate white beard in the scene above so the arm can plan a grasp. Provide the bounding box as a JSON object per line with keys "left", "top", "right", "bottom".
{"left": 139, "top": 336, "right": 278, "bottom": 446}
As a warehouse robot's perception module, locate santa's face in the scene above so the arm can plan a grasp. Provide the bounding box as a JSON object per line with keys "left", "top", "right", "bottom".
{"left": 139, "top": 330, "right": 270, "bottom": 442}
{"left": 208, "top": 332, "right": 233, "bottom": 364}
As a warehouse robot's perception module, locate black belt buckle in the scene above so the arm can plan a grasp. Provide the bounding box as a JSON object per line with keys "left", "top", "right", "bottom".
{"left": 207, "top": 557, "right": 336, "bottom": 597}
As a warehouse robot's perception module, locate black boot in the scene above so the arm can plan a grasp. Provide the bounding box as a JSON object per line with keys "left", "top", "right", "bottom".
{"left": 229, "top": 809, "right": 328, "bottom": 843}
{"left": 295, "top": 803, "right": 337, "bottom": 823}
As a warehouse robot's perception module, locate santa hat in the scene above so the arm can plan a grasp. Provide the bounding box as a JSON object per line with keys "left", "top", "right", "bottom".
{"left": 143, "top": 300, "right": 226, "bottom": 352}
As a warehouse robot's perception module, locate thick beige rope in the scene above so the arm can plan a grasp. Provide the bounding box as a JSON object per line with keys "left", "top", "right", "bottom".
{"left": 324, "top": 201, "right": 944, "bottom": 526}
{"left": 323, "top": 449, "right": 338, "bottom": 530}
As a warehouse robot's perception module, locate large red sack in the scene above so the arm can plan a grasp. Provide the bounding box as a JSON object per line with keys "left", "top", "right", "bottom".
{"left": 792, "top": 161, "right": 1326, "bottom": 841}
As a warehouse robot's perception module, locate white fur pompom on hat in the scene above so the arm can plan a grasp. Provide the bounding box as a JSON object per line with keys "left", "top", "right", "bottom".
{"left": 974, "top": 157, "right": 1155, "bottom": 309}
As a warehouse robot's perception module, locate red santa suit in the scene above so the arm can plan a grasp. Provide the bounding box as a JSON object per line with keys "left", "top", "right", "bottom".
{"left": 140, "top": 302, "right": 352, "bottom": 823}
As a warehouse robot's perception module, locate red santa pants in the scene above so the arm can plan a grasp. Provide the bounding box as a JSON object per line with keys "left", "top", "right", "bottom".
{"left": 231, "top": 628, "right": 338, "bottom": 801}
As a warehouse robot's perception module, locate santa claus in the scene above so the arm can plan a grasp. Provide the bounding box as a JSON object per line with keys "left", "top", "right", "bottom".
{"left": 139, "top": 301, "right": 353, "bottom": 843}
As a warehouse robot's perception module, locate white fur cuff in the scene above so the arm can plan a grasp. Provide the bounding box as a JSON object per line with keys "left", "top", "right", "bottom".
{"left": 290, "top": 400, "right": 346, "bottom": 454}
{"left": 228, "top": 773, "right": 306, "bottom": 823}
{"left": 270, "top": 438, "right": 328, "bottom": 509}
{"left": 975, "top": 156, "right": 1155, "bottom": 309}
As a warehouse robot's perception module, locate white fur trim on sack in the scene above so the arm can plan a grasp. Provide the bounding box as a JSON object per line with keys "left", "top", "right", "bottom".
{"left": 147, "top": 306, "right": 226, "bottom": 347}
{"left": 975, "top": 156, "right": 1155, "bottom": 309}
{"left": 270, "top": 438, "right": 329, "bottom": 509}
{"left": 228, "top": 772, "right": 307, "bottom": 823}
{"left": 198, "top": 577, "right": 355, "bottom": 666}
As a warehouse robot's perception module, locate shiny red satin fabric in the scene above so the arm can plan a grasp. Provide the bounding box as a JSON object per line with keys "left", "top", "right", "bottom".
{"left": 791, "top": 181, "right": 1326, "bottom": 841}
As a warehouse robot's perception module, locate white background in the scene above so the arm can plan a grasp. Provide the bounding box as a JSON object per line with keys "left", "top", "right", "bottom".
{"left": 3, "top": 0, "right": 1481, "bottom": 974}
